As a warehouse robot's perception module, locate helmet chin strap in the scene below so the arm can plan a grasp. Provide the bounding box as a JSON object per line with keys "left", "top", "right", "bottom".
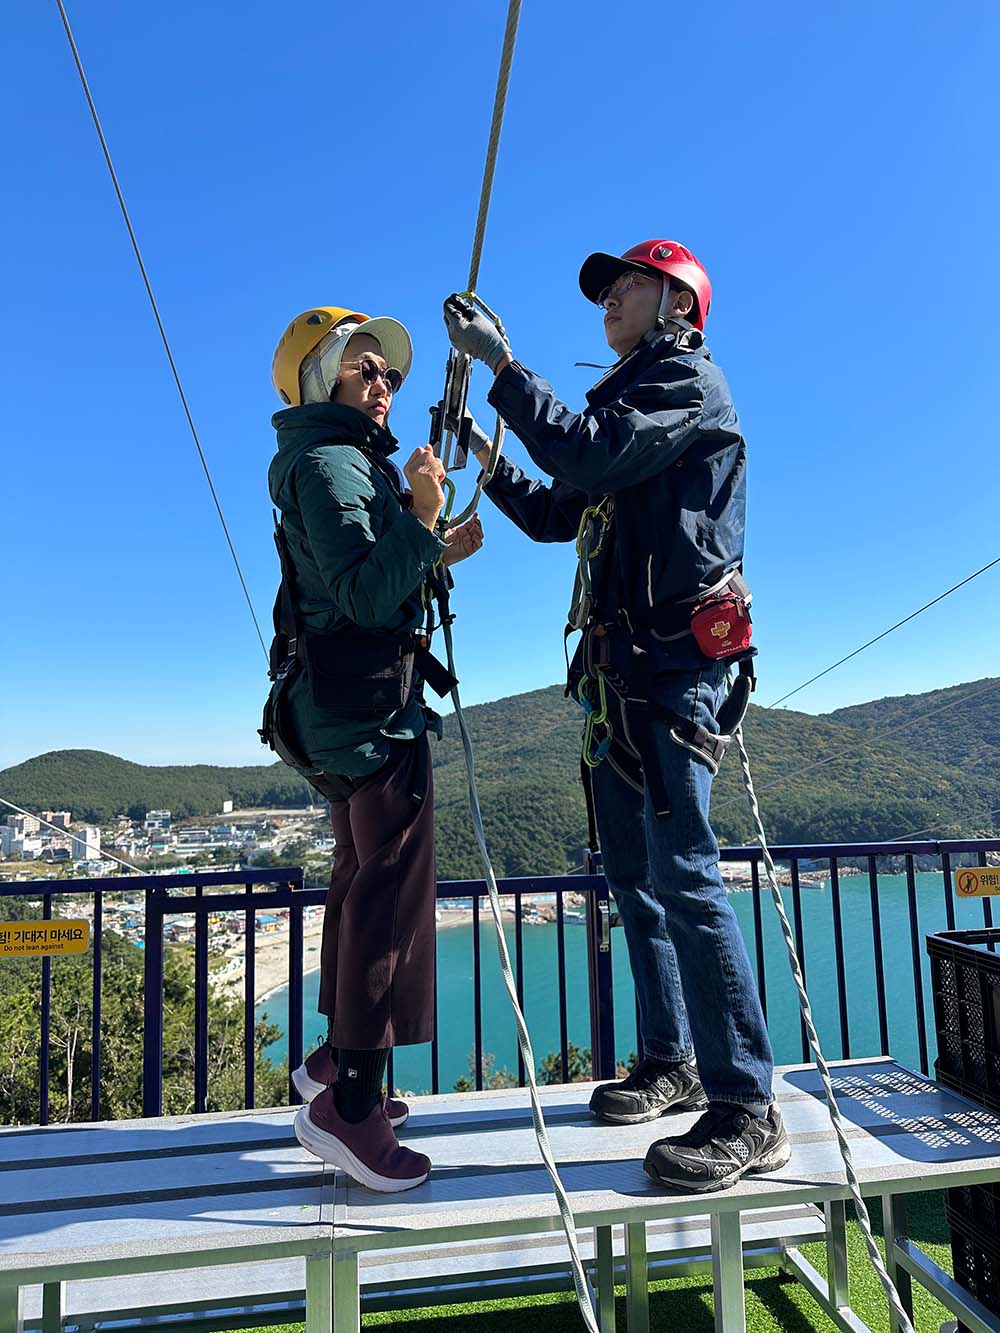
{"left": 654, "top": 276, "right": 671, "bottom": 331}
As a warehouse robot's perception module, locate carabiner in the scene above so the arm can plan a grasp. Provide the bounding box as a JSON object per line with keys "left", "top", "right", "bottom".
{"left": 579, "top": 672, "right": 612, "bottom": 769}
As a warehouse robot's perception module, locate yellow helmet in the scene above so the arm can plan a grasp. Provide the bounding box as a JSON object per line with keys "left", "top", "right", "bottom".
{"left": 271, "top": 306, "right": 413, "bottom": 407}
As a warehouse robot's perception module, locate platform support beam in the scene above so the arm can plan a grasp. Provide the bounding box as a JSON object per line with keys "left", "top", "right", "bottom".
{"left": 0, "top": 1286, "right": 23, "bottom": 1333}
{"left": 625, "top": 1220, "right": 649, "bottom": 1333}
{"left": 881, "top": 1192, "right": 914, "bottom": 1333}
{"left": 305, "top": 1250, "right": 332, "bottom": 1333}
{"left": 825, "top": 1199, "right": 851, "bottom": 1311}
{"left": 711, "top": 1210, "right": 746, "bottom": 1333}
{"left": 593, "top": 1225, "right": 616, "bottom": 1332}
{"left": 332, "top": 1249, "right": 360, "bottom": 1333}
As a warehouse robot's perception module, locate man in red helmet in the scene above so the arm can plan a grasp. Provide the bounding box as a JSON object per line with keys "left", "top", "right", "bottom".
{"left": 443, "top": 241, "right": 789, "bottom": 1193}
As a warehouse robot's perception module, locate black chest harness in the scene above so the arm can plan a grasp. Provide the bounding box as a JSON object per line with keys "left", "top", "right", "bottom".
{"left": 258, "top": 448, "right": 456, "bottom": 799}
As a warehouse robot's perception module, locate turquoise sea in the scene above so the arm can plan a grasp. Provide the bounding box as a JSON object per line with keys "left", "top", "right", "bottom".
{"left": 258, "top": 871, "right": 986, "bottom": 1094}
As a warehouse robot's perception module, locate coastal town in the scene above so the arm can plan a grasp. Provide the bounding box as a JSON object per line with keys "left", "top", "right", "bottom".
{"left": 1, "top": 800, "right": 852, "bottom": 1004}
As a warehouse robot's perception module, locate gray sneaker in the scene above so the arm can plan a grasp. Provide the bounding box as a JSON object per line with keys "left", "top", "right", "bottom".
{"left": 644, "top": 1101, "right": 791, "bottom": 1192}
{"left": 294, "top": 1088, "right": 430, "bottom": 1193}
{"left": 589, "top": 1057, "right": 707, "bottom": 1124}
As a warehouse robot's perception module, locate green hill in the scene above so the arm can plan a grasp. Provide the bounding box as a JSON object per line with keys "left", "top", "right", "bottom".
{"left": 430, "top": 680, "right": 1000, "bottom": 877}
{"left": 0, "top": 749, "right": 313, "bottom": 824}
{"left": 3, "top": 677, "right": 998, "bottom": 880}
{"left": 828, "top": 677, "right": 1000, "bottom": 772}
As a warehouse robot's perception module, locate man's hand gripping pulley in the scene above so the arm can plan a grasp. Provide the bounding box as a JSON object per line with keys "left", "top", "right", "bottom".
{"left": 429, "top": 292, "right": 509, "bottom": 527}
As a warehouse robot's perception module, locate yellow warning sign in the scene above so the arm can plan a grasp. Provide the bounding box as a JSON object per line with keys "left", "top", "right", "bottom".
{"left": 955, "top": 868, "right": 1000, "bottom": 898}
{"left": 0, "top": 921, "right": 90, "bottom": 957}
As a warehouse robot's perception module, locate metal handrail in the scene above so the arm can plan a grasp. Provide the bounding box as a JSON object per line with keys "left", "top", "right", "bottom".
{"left": 2, "top": 838, "right": 999, "bottom": 1122}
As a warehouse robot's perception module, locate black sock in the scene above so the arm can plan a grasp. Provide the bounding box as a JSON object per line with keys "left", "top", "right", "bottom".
{"left": 325, "top": 1016, "right": 338, "bottom": 1065}
{"left": 335, "top": 1048, "right": 389, "bottom": 1123}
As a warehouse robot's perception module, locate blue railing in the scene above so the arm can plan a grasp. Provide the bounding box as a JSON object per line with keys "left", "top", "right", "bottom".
{"left": 3, "top": 838, "right": 999, "bottom": 1124}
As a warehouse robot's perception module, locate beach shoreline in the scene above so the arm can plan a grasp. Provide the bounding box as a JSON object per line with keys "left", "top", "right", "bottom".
{"left": 213, "top": 904, "right": 490, "bottom": 1006}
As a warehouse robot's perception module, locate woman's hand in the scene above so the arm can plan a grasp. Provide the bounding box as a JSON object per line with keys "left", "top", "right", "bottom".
{"left": 441, "top": 513, "right": 484, "bottom": 567}
{"left": 404, "top": 446, "right": 447, "bottom": 530}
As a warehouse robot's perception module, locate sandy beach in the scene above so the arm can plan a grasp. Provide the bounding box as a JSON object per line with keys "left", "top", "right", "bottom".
{"left": 213, "top": 905, "right": 484, "bottom": 1005}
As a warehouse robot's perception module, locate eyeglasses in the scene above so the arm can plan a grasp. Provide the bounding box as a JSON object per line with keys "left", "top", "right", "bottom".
{"left": 597, "top": 271, "right": 656, "bottom": 309}
{"left": 342, "top": 357, "right": 403, "bottom": 394}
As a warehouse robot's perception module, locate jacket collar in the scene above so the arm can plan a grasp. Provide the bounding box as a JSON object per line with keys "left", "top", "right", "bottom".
{"left": 271, "top": 401, "right": 399, "bottom": 457}
{"left": 585, "top": 322, "right": 708, "bottom": 409}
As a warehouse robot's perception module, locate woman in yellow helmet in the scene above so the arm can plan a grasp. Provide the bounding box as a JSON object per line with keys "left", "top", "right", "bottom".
{"left": 263, "top": 307, "right": 482, "bottom": 1192}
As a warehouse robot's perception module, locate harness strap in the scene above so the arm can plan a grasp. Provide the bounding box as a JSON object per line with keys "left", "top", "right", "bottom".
{"left": 665, "top": 656, "right": 756, "bottom": 777}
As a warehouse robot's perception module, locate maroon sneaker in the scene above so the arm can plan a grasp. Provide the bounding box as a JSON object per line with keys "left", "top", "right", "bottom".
{"left": 291, "top": 1043, "right": 409, "bottom": 1129}
{"left": 294, "top": 1089, "right": 430, "bottom": 1192}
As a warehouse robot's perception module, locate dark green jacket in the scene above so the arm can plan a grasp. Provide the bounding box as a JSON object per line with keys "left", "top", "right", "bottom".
{"left": 268, "top": 403, "right": 445, "bottom": 778}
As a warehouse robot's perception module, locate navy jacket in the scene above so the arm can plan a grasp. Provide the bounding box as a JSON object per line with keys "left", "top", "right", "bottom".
{"left": 484, "top": 323, "right": 747, "bottom": 663}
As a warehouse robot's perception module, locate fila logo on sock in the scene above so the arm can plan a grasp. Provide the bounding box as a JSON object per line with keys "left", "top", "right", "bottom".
{"left": 347, "top": 1068, "right": 358, "bottom": 1079}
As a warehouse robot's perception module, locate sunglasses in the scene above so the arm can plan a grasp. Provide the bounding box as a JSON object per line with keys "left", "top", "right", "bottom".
{"left": 343, "top": 356, "right": 403, "bottom": 394}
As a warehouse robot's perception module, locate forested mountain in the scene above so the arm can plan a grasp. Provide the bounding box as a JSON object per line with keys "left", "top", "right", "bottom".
{"left": 0, "top": 749, "right": 313, "bottom": 823}
{"left": 431, "top": 681, "right": 1000, "bottom": 876}
{"left": 3, "top": 677, "right": 998, "bottom": 880}
{"left": 829, "top": 677, "right": 1000, "bottom": 772}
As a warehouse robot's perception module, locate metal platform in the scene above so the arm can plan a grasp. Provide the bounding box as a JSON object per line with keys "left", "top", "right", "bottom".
{"left": 4, "top": 1059, "right": 1000, "bottom": 1333}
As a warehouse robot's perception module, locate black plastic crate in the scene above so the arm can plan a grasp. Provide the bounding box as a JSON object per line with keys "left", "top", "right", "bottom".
{"left": 946, "top": 1202, "right": 1000, "bottom": 1321}
{"left": 949, "top": 1183, "right": 1000, "bottom": 1243}
{"left": 928, "top": 929, "right": 1000, "bottom": 1109}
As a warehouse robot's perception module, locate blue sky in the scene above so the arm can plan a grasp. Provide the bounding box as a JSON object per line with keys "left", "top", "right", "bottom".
{"left": 2, "top": 1, "right": 997, "bottom": 768}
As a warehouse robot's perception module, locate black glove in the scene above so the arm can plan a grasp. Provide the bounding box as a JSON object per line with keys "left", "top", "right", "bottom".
{"left": 443, "top": 295, "right": 511, "bottom": 373}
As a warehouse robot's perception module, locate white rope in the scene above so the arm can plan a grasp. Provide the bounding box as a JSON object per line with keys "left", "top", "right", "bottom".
{"left": 733, "top": 714, "right": 916, "bottom": 1333}
{"left": 442, "top": 615, "right": 601, "bottom": 1333}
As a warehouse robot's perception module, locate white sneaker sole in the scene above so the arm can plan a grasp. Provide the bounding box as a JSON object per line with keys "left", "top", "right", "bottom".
{"left": 291, "top": 1063, "right": 327, "bottom": 1102}
{"left": 293, "top": 1106, "right": 428, "bottom": 1193}
{"left": 290, "top": 1062, "right": 409, "bottom": 1129}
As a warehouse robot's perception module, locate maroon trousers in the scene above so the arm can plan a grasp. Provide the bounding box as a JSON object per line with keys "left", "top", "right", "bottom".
{"left": 318, "top": 735, "right": 437, "bottom": 1050}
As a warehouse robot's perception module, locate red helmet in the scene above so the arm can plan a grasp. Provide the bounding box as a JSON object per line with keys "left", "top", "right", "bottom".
{"left": 579, "top": 239, "right": 712, "bottom": 329}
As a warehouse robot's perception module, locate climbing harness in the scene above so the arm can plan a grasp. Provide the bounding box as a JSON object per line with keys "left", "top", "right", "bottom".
{"left": 259, "top": 449, "right": 457, "bottom": 799}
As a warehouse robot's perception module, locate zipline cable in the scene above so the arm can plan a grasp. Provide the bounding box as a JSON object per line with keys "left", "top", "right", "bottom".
{"left": 0, "top": 795, "right": 145, "bottom": 876}
{"left": 467, "top": 0, "right": 522, "bottom": 293}
{"left": 52, "top": 0, "right": 268, "bottom": 663}
{"left": 733, "top": 714, "right": 917, "bottom": 1333}
{"left": 765, "top": 552, "right": 1000, "bottom": 710}
{"left": 763, "top": 673, "right": 1000, "bottom": 790}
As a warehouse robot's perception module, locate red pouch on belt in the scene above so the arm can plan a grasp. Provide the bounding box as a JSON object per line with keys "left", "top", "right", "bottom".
{"left": 690, "top": 593, "right": 753, "bottom": 660}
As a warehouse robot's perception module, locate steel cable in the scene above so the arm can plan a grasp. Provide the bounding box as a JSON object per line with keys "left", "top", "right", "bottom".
{"left": 467, "top": 1, "right": 522, "bottom": 293}
{"left": 766, "top": 553, "right": 1000, "bottom": 710}
{"left": 53, "top": 0, "right": 268, "bottom": 662}
{"left": 0, "top": 795, "right": 144, "bottom": 876}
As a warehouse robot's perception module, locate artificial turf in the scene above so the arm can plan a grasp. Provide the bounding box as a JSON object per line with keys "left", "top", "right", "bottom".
{"left": 233, "top": 1193, "right": 959, "bottom": 1332}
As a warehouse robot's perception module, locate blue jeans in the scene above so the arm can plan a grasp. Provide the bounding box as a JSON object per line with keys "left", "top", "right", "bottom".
{"left": 592, "top": 661, "right": 774, "bottom": 1107}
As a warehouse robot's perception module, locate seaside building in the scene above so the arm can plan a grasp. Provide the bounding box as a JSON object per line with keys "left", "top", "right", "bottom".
{"left": 71, "top": 827, "right": 102, "bottom": 861}
{"left": 5, "top": 813, "right": 40, "bottom": 838}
